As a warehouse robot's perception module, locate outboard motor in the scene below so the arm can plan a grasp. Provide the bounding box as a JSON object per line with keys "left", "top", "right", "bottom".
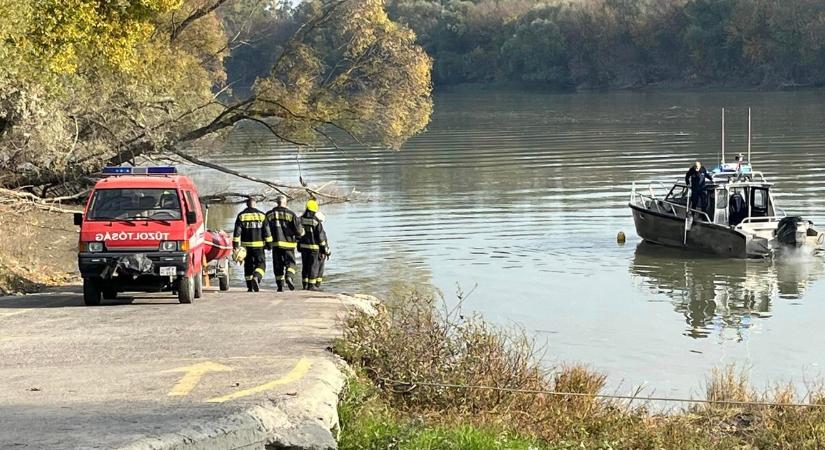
{"left": 776, "top": 216, "right": 804, "bottom": 247}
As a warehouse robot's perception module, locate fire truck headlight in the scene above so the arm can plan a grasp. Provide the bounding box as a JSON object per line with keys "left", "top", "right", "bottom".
{"left": 86, "top": 242, "right": 104, "bottom": 252}
{"left": 159, "top": 241, "right": 179, "bottom": 252}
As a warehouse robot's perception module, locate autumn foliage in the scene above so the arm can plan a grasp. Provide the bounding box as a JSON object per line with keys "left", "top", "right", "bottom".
{"left": 0, "top": 0, "right": 433, "bottom": 194}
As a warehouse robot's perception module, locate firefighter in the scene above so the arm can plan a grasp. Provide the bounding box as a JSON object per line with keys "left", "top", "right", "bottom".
{"left": 265, "top": 195, "right": 304, "bottom": 292}
{"left": 232, "top": 198, "right": 272, "bottom": 292}
{"left": 298, "top": 199, "right": 330, "bottom": 290}
{"left": 314, "top": 210, "right": 330, "bottom": 289}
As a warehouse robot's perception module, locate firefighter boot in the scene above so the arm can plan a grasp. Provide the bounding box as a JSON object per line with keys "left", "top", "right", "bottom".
{"left": 252, "top": 273, "right": 262, "bottom": 292}
{"left": 285, "top": 276, "right": 295, "bottom": 291}
{"left": 276, "top": 280, "right": 284, "bottom": 292}
{"left": 246, "top": 280, "right": 253, "bottom": 292}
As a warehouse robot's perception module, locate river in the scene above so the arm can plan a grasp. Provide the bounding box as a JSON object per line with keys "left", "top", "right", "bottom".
{"left": 189, "top": 89, "right": 825, "bottom": 400}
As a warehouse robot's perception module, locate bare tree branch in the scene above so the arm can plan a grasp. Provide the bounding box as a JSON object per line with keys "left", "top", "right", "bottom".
{"left": 167, "top": 148, "right": 291, "bottom": 197}
{"left": 171, "top": 0, "right": 233, "bottom": 41}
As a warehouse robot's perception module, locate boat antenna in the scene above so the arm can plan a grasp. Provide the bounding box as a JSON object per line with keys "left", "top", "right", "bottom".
{"left": 747, "top": 107, "right": 752, "bottom": 162}
{"left": 721, "top": 107, "right": 725, "bottom": 164}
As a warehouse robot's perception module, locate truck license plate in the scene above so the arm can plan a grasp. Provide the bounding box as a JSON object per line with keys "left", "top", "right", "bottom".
{"left": 159, "top": 266, "right": 176, "bottom": 276}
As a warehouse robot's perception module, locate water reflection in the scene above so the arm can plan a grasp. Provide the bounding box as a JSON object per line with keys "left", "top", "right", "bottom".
{"left": 630, "top": 242, "right": 825, "bottom": 339}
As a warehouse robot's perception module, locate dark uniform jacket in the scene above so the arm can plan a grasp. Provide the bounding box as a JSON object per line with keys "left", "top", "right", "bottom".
{"left": 233, "top": 207, "right": 273, "bottom": 249}
{"left": 265, "top": 206, "right": 304, "bottom": 249}
{"left": 685, "top": 166, "right": 713, "bottom": 188}
{"left": 298, "top": 211, "right": 329, "bottom": 254}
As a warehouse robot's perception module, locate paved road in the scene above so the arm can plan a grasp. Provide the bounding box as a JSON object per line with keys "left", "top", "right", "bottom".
{"left": 0, "top": 287, "right": 366, "bottom": 449}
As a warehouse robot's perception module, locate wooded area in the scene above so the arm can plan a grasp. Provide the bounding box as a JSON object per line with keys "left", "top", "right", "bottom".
{"left": 225, "top": 0, "right": 825, "bottom": 91}
{"left": 0, "top": 0, "right": 433, "bottom": 196}
{"left": 391, "top": 0, "right": 825, "bottom": 89}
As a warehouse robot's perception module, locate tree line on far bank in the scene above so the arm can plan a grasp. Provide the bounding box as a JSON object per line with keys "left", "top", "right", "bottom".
{"left": 384, "top": 0, "right": 825, "bottom": 90}
{"left": 212, "top": 0, "right": 825, "bottom": 95}
{"left": 390, "top": 0, "right": 825, "bottom": 90}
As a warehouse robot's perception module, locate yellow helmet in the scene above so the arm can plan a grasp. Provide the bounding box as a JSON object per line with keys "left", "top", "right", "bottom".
{"left": 232, "top": 247, "right": 247, "bottom": 263}
{"left": 306, "top": 199, "right": 319, "bottom": 212}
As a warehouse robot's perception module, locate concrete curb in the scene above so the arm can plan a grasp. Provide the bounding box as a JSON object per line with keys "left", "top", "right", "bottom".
{"left": 117, "top": 293, "right": 379, "bottom": 450}
{"left": 121, "top": 358, "right": 346, "bottom": 450}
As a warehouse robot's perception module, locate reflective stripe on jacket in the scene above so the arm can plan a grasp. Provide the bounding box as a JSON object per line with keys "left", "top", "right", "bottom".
{"left": 265, "top": 206, "right": 304, "bottom": 249}
{"left": 233, "top": 207, "right": 273, "bottom": 248}
{"left": 298, "top": 211, "right": 328, "bottom": 253}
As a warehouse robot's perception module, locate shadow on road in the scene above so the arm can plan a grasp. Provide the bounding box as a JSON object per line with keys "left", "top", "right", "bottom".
{"left": 0, "top": 287, "right": 185, "bottom": 308}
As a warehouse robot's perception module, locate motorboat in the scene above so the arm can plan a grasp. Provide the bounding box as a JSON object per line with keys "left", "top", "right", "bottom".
{"left": 628, "top": 109, "right": 825, "bottom": 258}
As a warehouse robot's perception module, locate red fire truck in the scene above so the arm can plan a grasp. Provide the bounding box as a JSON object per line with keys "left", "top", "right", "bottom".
{"left": 74, "top": 167, "right": 230, "bottom": 305}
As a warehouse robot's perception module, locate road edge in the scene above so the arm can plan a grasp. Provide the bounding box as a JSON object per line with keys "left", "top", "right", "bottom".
{"left": 119, "top": 294, "right": 379, "bottom": 450}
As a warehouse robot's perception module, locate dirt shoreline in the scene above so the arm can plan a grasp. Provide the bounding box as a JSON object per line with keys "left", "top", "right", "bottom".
{"left": 0, "top": 206, "right": 80, "bottom": 295}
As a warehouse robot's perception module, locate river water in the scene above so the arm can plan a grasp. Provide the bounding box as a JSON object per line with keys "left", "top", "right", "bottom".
{"left": 189, "top": 90, "right": 825, "bottom": 400}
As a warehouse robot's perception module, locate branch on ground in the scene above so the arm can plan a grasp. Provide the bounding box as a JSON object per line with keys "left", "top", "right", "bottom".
{"left": 0, "top": 188, "right": 83, "bottom": 214}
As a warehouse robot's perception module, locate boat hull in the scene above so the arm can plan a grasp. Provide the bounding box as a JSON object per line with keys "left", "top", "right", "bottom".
{"left": 629, "top": 204, "right": 748, "bottom": 258}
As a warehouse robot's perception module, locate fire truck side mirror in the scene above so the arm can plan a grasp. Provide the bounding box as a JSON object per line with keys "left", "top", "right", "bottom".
{"left": 186, "top": 211, "right": 197, "bottom": 225}
{"left": 73, "top": 213, "right": 83, "bottom": 226}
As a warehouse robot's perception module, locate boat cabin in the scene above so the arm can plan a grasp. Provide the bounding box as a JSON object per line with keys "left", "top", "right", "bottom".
{"left": 663, "top": 170, "right": 776, "bottom": 228}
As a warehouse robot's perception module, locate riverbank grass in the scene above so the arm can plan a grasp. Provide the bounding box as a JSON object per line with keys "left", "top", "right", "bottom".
{"left": 338, "top": 376, "right": 549, "bottom": 450}
{"left": 0, "top": 205, "right": 79, "bottom": 294}
{"left": 335, "top": 287, "right": 825, "bottom": 449}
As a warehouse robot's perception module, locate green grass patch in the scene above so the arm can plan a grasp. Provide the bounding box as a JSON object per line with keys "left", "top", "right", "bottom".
{"left": 338, "top": 377, "right": 548, "bottom": 450}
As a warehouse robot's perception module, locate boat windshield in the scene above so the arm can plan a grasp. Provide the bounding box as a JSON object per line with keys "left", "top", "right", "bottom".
{"left": 665, "top": 185, "right": 689, "bottom": 206}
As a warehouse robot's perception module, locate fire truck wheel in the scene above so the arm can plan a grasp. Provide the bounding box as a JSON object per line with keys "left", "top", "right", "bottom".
{"left": 102, "top": 288, "right": 118, "bottom": 300}
{"left": 218, "top": 258, "right": 230, "bottom": 291}
{"left": 178, "top": 276, "right": 195, "bottom": 304}
{"left": 83, "top": 279, "right": 102, "bottom": 306}
{"left": 194, "top": 273, "right": 203, "bottom": 299}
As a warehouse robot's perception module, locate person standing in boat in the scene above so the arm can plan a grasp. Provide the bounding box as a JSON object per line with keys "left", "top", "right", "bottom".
{"left": 684, "top": 160, "right": 713, "bottom": 216}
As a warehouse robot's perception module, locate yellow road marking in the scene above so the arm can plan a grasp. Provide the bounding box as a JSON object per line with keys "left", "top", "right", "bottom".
{"left": 207, "top": 358, "right": 312, "bottom": 403}
{"left": 165, "top": 361, "right": 233, "bottom": 396}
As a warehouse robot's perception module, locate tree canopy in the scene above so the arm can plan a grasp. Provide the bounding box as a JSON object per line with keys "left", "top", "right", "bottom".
{"left": 382, "top": 0, "right": 825, "bottom": 89}
{"left": 0, "top": 0, "right": 433, "bottom": 192}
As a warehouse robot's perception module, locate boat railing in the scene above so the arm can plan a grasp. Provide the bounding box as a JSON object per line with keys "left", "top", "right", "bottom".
{"left": 630, "top": 181, "right": 676, "bottom": 215}
{"left": 738, "top": 216, "right": 787, "bottom": 225}
{"left": 684, "top": 207, "right": 712, "bottom": 223}
{"left": 714, "top": 170, "right": 768, "bottom": 184}
{"left": 631, "top": 181, "right": 710, "bottom": 221}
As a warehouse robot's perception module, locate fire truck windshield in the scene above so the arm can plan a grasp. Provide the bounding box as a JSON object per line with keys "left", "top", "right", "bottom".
{"left": 87, "top": 188, "right": 182, "bottom": 221}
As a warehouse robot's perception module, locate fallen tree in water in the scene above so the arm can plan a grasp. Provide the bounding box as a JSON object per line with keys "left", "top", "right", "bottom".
{"left": 199, "top": 181, "right": 366, "bottom": 205}
{"left": 169, "top": 149, "right": 363, "bottom": 204}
